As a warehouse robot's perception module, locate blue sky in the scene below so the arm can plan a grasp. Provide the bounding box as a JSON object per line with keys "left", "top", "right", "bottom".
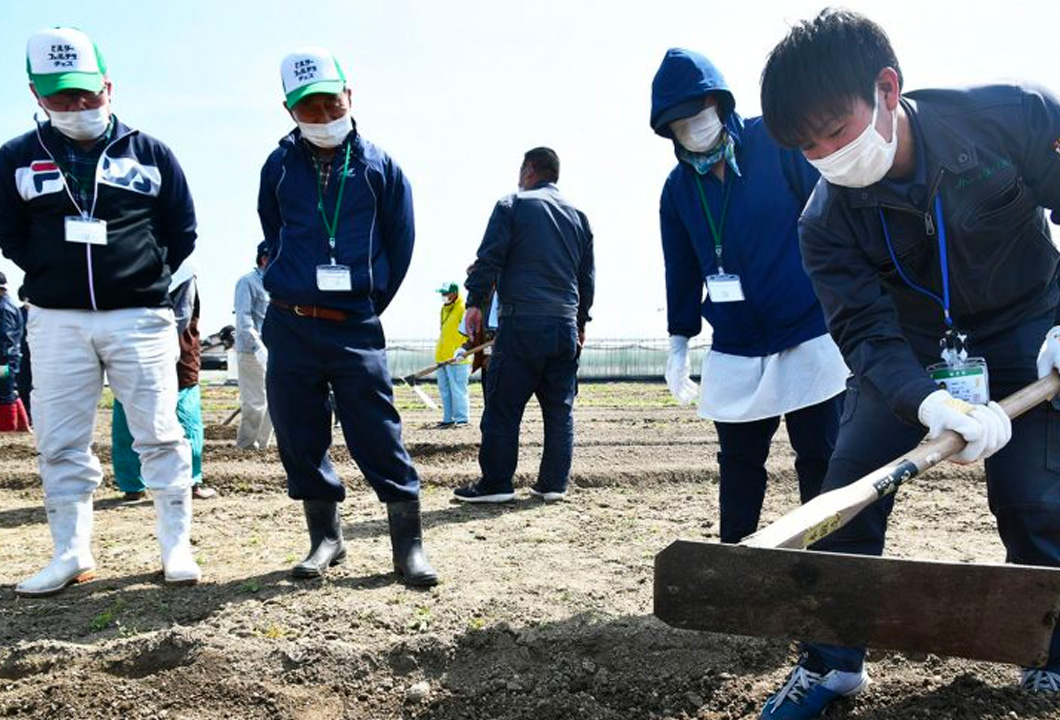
{"left": 2, "top": 0, "right": 1058, "bottom": 339}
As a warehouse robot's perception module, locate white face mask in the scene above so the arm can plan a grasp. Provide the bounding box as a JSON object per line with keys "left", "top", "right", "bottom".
{"left": 808, "top": 90, "right": 898, "bottom": 188}
{"left": 298, "top": 114, "right": 352, "bottom": 149}
{"left": 48, "top": 108, "right": 110, "bottom": 141}
{"left": 670, "top": 106, "right": 724, "bottom": 153}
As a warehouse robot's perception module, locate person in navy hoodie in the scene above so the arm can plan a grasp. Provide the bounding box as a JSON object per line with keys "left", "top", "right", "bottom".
{"left": 257, "top": 47, "right": 437, "bottom": 587}
{"left": 650, "top": 48, "right": 849, "bottom": 545}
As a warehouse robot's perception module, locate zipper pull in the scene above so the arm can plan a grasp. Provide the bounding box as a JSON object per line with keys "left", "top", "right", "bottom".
{"left": 924, "top": 211, "right": 935, "bottom": 237}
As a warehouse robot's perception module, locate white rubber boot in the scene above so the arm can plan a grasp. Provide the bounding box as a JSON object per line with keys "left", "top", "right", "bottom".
{"left": 15, "top": 494, "right": 97, "bottom": 597}
{"left": 153, "top": 486, "right": 201, "bottom": 585}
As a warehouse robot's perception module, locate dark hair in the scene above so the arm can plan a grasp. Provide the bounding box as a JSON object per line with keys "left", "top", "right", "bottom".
{"left": 17, "top": 285, "right": 27, "bottom": 302}
{"left": 523, "top": 147, "right": 560, "bottom": 183}
{"left": 760, "top": 8, "right": 902, "bottom": 148}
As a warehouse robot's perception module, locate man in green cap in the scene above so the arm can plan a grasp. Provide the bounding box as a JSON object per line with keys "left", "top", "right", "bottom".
{"left": 257, "top": 47, "right": 438, "bottom": 586}
{"left": 0, "top": 27, "right": 201, "bottom": 596}
{"left": 434, "top": 281, "right": 471, "bottom": 428}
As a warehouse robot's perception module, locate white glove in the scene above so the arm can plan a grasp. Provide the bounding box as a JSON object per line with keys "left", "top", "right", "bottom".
{"left": 452, "top": 347, "right": 467, "bottom": 360}
{"left": 254, "top": 347, "right": 268, "bottom": 366}
{"left": 917, "top": 389, "right": 1012, "bottom": 464}
{"left": 664, "top": 336, "right": 700, "bottom": 406}
{"left": 1036, "top": 325, "right": 1060, "bottom": 379}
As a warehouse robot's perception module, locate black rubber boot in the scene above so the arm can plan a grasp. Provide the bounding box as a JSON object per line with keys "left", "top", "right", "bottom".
{"left": 387, "top": 500, "right": 439, "bottom": 587}
{"left": 291, "top": 500, "right": 347, "bottom": 578}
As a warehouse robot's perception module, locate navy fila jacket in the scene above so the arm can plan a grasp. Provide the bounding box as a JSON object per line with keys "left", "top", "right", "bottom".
{"left": 257, "top": 127, "right": 414, "bottom": 316}
{"left": 0, "top": 117, "right": 197, "bottom": 310}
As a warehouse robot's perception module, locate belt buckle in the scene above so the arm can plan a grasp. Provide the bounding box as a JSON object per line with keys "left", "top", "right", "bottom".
{"left": 293, "top": 305, "right": 309, "bottom": 317}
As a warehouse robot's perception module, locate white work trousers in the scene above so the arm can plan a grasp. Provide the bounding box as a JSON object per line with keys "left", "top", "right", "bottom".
{"left": 29, "top": 307, "right": 191, "bottom": 499}
{"left": 236, "top": 350, "right": 272, "bottom": 449}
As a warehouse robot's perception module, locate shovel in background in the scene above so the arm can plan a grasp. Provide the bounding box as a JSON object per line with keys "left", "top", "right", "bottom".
{"left": 397, "top": 341, "right": 495, "bottom": 411}
{"left": 655, "top": 372, "right": 1060, "bottom": 667}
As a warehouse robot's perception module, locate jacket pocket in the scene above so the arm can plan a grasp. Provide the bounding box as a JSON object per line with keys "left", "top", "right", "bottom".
{"left": 959, "top": 175, "right": 1037, "bottom": 235}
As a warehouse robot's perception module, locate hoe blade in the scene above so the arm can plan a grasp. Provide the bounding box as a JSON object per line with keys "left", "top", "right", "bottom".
{"left": 654, "top": 540, "right": 1060, "bottom": 667}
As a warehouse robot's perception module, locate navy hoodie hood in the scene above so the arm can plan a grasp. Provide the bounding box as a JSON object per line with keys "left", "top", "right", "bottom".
{"left": 651, "top": 48, "right": 739, "bottom": 140}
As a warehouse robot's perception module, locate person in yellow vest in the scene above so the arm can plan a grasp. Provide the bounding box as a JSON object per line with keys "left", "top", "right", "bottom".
{"left": 435, "top": 282, "right": 471, "bottom": 428}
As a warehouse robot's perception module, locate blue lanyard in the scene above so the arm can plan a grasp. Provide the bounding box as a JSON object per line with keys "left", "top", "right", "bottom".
{"left": 879, "top": 194, "right": 953, "bottom": 330}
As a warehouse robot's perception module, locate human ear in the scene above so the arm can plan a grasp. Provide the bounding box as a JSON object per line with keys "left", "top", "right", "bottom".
{"left": 876, "top": 67, "right": 901, "bottom": 112}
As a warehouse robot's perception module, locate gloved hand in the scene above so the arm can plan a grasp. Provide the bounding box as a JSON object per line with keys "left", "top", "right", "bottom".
{"left": 664, "top": 336, "right": 699, "bottom": 406}
{"left": 0, "top": 364, "right": 8, "bottom": 379}
{"left": 1036, "top": 325, "right": 1060, "bottom": 379}
{"left": 917, "top": 389, "right": 1012, "bottom": 464}
{"left": 452, "top": 347, "right": 467, "bottom": 360}
{"left": 254, "top": 347, "right": 268, "bottom": 367}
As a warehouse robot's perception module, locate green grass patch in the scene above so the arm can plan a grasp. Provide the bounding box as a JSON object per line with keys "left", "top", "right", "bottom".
{"left": 89, "top": 598, "right": 125, "bottom": 632}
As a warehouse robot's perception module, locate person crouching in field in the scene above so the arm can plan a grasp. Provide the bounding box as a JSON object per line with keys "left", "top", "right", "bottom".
{"left": 756, "top": 9, "right": 1060, "bottom": 717}
{"left": 650, "top": 48, "right": 848, "bottom": 546}
{"left": 257, "top": 47, "right": 437, "bottom": 586}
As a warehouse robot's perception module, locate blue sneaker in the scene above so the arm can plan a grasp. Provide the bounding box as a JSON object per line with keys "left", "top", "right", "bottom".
{"left": 1020, "top": 668, "right": 1060, "bottom": 693}
{"left": 760, "top": 664, "right": 869, "bottom": 719}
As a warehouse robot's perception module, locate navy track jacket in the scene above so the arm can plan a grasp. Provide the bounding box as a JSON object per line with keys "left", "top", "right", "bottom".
{"left": 0, "top": 118, "right": 197, "bottom": 310}
{"left": 257, "top": 127, "right": 414, "bottom": 317}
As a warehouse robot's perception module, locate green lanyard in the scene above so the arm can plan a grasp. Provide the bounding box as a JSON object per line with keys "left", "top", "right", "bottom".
{"left": 693, "top": 173, "right": 733, "bottom": 274}
{"left": 315, "top": 142, "right": 352, "bottom": 264}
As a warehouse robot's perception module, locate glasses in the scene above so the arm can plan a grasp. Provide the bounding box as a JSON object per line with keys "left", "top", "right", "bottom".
{"left": 41, "top": 89, "right": 107, "bottom": 112}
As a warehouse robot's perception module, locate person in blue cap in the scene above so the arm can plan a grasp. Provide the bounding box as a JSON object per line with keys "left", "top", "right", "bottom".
{"left": 650, "top": 48, "right": 848, "bottom": 547}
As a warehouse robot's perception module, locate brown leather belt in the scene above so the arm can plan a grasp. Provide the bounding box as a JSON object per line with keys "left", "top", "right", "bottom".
{"left": 270, "top": 299, "right": 348, "bottom": 322}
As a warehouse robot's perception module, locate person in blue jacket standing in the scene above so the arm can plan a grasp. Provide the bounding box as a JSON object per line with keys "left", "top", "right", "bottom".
{"left": 650, "top": 48, "right": 849, "bottom": 545}
{"left": 257, "top": 47, "right": 437, "bottom": 587}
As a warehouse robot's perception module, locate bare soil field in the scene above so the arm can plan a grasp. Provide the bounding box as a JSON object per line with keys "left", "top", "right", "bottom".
{"left": 0, "top": 382, "right": 1057, "bottom": 719}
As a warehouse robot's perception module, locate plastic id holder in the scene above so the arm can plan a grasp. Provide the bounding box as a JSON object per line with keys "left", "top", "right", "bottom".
{"left": 316, "top": 264, "right": 352, "bottom": 292}
{"left": 65, "top": 216, "right": 107, "bottom": 245}
{"left": 706, "top": 273, "right": 745, "bottom": 303}
{"left": 927, "top": 357, "right": 990, "bottom": 405}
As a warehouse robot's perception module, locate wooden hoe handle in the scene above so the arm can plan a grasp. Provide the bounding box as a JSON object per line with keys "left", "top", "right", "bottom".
{"left": 743, "top": 372, "right": 1060, "bottom": 550}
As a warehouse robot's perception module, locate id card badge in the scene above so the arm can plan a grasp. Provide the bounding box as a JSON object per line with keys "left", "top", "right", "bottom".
{"left": 706, "top": 273, "right": 745, "bottom": 303}
{"left": 64, "top": 216, "right": 108, "bottom": 245}
{"left": 316, "top": 264, "right": 352, "bottom": 292}
{"left": 927, "top": 357, "right": 990, "bottom": 405}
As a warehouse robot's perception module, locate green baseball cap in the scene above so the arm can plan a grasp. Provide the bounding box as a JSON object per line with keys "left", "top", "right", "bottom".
{"left": 281, "top": 47, "right": 347, "bottom": 107}
{"left": 26, "top": 27, "right": 107, "bottom": 97}
{"left": 436, "top": 282, "right": 458, "bottom": 294}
